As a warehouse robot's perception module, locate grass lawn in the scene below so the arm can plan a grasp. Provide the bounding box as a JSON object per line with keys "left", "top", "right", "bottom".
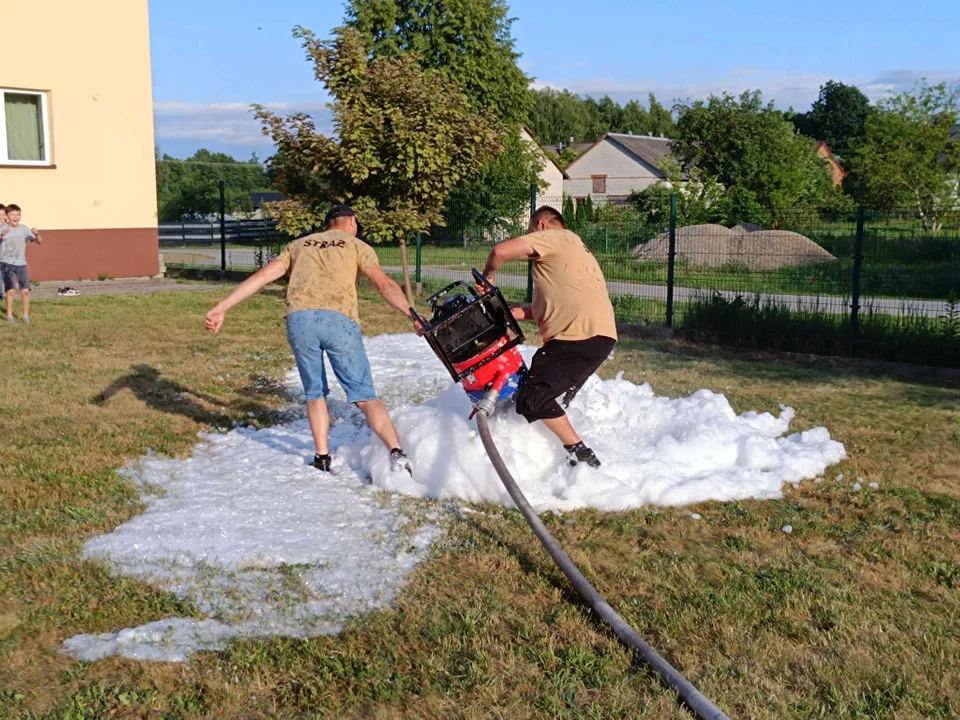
{"left": 2, "top": 286, "right": 959, "bottom": 718}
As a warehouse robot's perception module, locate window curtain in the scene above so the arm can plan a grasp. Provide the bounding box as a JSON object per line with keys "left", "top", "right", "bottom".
{"left": 5, "top": 93, "right": 44, "bottom": 161}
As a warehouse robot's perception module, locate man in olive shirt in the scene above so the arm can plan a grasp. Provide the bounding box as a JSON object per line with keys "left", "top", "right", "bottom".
{"left": 481, "top": 206, "right": 617, "bottom": 468}
{"left": 206, "top": 206, "right": 416, "bottom": 474}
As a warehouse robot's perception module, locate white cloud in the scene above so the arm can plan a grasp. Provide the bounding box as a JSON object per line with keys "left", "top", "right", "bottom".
{"left": 153, "top": 100, "right": 332, "bottom": 146}
{"left": 530, "top": 68, "right": 960, "bottom": 110}
{"left": 863, "top": 69, "right": 960, "bottom": 98}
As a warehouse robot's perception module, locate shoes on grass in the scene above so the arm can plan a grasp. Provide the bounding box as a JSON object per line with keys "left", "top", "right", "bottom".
{"left": 57, "top": 287, "right": 81, "bottom": 297}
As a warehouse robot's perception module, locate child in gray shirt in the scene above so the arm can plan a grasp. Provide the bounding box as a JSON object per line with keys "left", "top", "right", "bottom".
{"left": 0, "top": 203, "right": 43, "bottom": 323}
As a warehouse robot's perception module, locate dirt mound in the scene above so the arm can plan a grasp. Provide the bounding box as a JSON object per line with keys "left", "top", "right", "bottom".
{"left": 631, "top": 224, "right": 835, "bottom": 270}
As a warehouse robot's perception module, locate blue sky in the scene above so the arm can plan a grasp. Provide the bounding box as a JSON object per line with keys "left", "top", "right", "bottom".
{"left": 150, "top": 0, "right": 960, "bottom": 159}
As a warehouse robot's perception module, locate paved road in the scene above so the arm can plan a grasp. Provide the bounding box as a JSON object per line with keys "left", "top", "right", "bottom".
{"left": 393, "top": 267, "right": 950, "bottom": 319}
{"left": 160, "top": 248, "right": 949, "bottom": 318}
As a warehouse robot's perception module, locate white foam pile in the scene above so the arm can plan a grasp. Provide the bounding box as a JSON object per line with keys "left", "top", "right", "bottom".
{"left": 64, "top": 333, "right": 844, "bottom": 662}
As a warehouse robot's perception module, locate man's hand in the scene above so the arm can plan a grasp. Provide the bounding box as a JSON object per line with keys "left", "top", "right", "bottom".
{"left": 32, "top": 229, "right": 42, "bottom": 245}
{"left": 476, "top": 272, "right": 494, "bottom": 294}
{"left": 205, "top": 306, "right": 226, "bottom": 334}
{"left": 510, "top": 304, "right": 533, "bottom": 321}
{"left": 412, "top": 314, "right": 428, "bottom": 336}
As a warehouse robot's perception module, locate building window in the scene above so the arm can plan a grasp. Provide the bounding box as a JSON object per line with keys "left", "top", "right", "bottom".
{"left": 0, "top": 89, "right": 50, "bottom": 165}
{"left": 591, "top": 175, "right": 607, "bottom": 194}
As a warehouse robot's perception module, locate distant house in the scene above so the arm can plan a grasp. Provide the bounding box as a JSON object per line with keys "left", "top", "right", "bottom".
{"left": 563, "top": 133, "right": 674, "bottom": 199}
{"left": 520, "top": 126, "right": 568, "bottom": 202}
{"left": 250, "top": 192, "right": 282, "bottom": 211}
{"left": 541, "top": 139, "right": 595, "bottom": 157}
{"left": 816, "top": 142, "right": 847, "bottom": 187}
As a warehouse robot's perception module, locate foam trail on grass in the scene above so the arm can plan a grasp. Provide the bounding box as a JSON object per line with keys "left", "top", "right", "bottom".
{"left": 64, "top": 333, "right": 844, "bottom": 662}
{"left": 348, "top": 336, "right": 846, "bottom": 512}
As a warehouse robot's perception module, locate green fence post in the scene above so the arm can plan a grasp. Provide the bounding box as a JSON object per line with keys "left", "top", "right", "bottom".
{"left": 665, "top": 192, "right": 678, "bottom": 328}
{"left": 850, "top": 206, "right": 865, "bottom": 357}
{"left": 218, "top": 179, "right": 227, "bottom": 277}
{"left": 527, "top": 183, "right": 537, "bottom": 303}
{"left": 415, "top": 231, "right": 422, "bottom": 284}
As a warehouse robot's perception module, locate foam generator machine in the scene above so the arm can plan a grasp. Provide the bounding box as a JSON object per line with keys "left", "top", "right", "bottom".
{"left": 411, "top": 270, "right": 528, "bottom": 415}
{"left": 412, "top": 269, "right": 728, "bottom": 720}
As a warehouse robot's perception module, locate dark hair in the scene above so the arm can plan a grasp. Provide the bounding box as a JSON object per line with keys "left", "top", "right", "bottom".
{"left": 4, "top": 203, "right": 20, "bottom": 213}
{"left": 323, "top": 204, "right": 355, "bottom": 229}
{"left": 0, "top": 204, "right": 5, "bottom": 211}
{"left": 531, "top": 206, "right": 565, "bottom": 229}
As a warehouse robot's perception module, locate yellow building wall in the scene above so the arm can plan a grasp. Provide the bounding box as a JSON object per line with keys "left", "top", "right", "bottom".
{"left": 1, "top": 0, "right": 157, "bottom": 231}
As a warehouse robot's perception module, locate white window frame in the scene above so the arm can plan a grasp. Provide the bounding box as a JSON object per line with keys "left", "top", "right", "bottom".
{"left": 0, "top": 88, "right": 52, "bottom": 167}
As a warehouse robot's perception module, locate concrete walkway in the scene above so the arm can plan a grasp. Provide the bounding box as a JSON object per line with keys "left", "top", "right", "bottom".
{"left": 31, "top": 277, "right": 221, "bottom": 300}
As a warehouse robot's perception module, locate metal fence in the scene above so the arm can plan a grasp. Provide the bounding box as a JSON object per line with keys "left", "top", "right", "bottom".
{"left": 160, "top": 188, "right": 960, "bottom": 368}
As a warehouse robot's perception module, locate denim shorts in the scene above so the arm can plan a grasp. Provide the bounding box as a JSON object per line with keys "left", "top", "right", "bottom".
{"left": 285, "top": 310, "right": 377, "bottom": 404}
{"left": 0, "top": 263, "right": 30, "bottom": 292}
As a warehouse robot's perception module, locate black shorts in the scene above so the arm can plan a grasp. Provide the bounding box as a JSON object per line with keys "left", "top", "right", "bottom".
{"left": 516, "top": 336, "right": 616, "bottom": 422}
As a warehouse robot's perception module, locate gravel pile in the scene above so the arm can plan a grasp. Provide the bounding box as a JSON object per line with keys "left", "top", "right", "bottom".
{"left": 632, "top": 224, "right": 836, "bottom": 270}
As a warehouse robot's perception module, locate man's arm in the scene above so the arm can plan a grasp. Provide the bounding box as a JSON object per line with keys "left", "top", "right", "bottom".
{"left": 481, "top": 237, "right": 537, "bottom": 285}
{"left": 30, "top": 228, "right": 41, "bottom": 245}
{"left": 509, "top": 303, "right": 534, "bottom": 321}
{"left": 205, "top": 258, "right": 287, "bottom": 333}
{"left": 362, "top": 265, "right": 420, "bottom": 327}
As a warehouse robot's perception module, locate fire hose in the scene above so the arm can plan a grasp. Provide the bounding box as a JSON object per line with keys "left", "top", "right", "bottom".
{"left": 474, "top": 389, "right": 730, "bottom": 720}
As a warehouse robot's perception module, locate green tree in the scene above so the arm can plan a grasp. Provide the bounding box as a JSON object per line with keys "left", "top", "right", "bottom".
{"left": 529, "top": 89, "right": 594, "bottom": 144}
{"left": 597, "top": 95, "right": 623, "bottom": 133}
{"left": 793, "top": 80, "right": 872, "bottom": 158}
{"left": 256, "top": 27, "right": 501, "bottom": 300}
{"left": 673, "top": 91, "right": 836, "bottom": 223}
{"left": 444, "top": 130, "right": 543, "bottom": 242}
{"left": 155, "top": 149, "right": 272, "bottom": 221}
{"left": 848, "top": 83, "right": 959, "bottom": 231}
{"left": 345, "top": 0, "right": 530, "bottom": 125}
{"left": 647, "top": 94, "right": 675, "bottom": 138}
{"left": 562, "top": 194, "right": 577, "bottom": 227}
{"left": 628, "top": 156, "right": 726, "bottom": 227}
{"left": 346, "top": 0, "right": 540, "bottom": 234}
{"left": 620, "top": 100, "right": 651, "bottom": 136}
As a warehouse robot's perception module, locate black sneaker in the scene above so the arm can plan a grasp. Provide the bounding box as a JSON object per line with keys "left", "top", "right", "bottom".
{"left": 311, "top": 454, "right": 332, "bottom": 472}
{"left": 564, "top": 442, "right": 601, "bottom": 469}
{"left": 390, "top": 448, "right": 413, "bottom": 475}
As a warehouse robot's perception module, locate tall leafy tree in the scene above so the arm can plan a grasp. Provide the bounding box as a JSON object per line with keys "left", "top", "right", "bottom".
{"left": 155, "top": 149, "right": 271, "bottom": 221}
{"left": 256, "top": 26, "right": 501, "bottom": 300}
{"left": 345, "top": 0, "right": 530, "bottom": 124}
{"left": 528, "top": 88, "right": 595, "bottom": 144}
{"left": 620, "top": 100, "right": 651, "bottom": 136}
{"left": 528, "top": 89, "right": 674, "bottom": 143}
{"left": 848, "top": 82, "right": 959, "bottom": 231}
{"left": 647, "top": 94, "right": 675, "bottom": 138}
{"left": 793, "top": 80, "right": 872, "bottom": 158}
{"left": 673, "top": 91, "right": 837, "bottom": 223}
{"left": 597, "top": 95, "right": 623, "bottom": 134}
{"left": 345, "top": 0, "right": 540, "bottom": 230}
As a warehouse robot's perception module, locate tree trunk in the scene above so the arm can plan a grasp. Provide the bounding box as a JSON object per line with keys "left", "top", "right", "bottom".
{"left": 398, "top": 235, "right": 414, "bottom": 305}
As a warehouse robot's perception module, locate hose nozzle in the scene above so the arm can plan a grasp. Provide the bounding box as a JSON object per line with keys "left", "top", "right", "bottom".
{"left": 473, "top": 386, "right": 500, "bottom": 419}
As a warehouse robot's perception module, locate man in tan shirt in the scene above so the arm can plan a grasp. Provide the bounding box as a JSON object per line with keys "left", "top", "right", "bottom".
{"left": 206, "top": 206, "right": 417, "bottom": 475}
{"left": 481, "top": 206, "right": 617, "bottom": 468}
